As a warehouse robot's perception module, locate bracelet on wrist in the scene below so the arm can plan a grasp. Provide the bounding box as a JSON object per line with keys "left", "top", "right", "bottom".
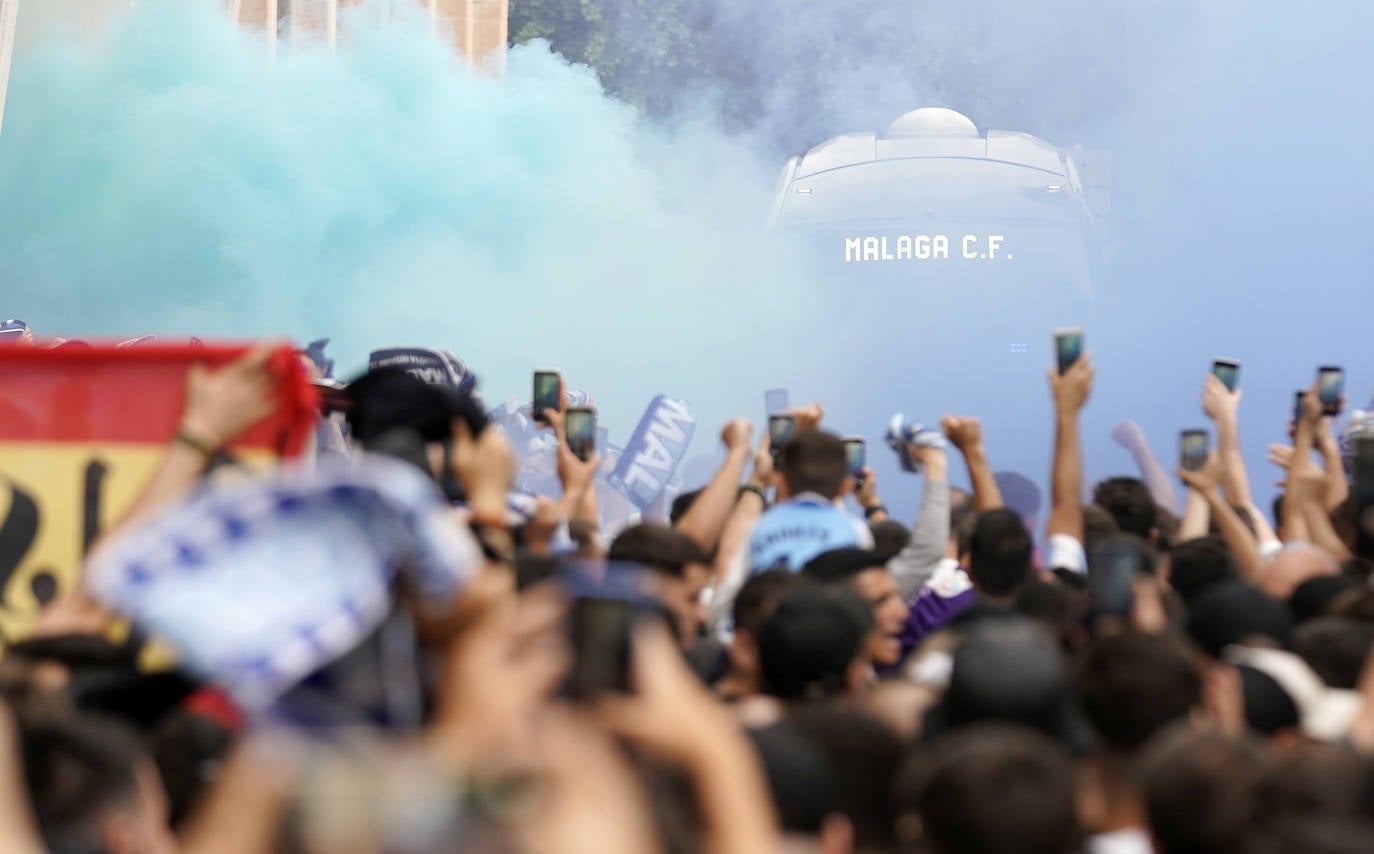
{"left": 738, "top": 484, "right": 768, "bottom": 506}
{"left": 863, "top": 503, "right": 887, "bottom": 520}
{"left": 173, "top": 428, "right": 218, "bottom": 459}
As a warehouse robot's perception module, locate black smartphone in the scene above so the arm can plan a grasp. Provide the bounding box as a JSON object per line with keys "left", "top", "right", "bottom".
{"left": 533, "top": 370, "right": 561, "bottom": 424}
{"left": 1087, "top": 536, "right": 1150, "bottom": 620}
{"left": 1212, "top": 359, "right": 1240, "bottom": 392}
{"left": 565, "top": 406, "right": 597, "bottom": 462}
{"left": 769, "top": 413, "right": 797, "bottom": 464}
{"left": 1180, "top": 429, "right": 1209, "bottom": 472}
{"left": 843, "top": 437, "right": 866, "bottom": 478}
{"left": 1053, "top": 327, "right": 1084, "bottom": 375}
{"left": 1318, "top": 366, "right": 1345, "bottom": 416}
{"left": 569, "top": 597, "right": 634, "bottom": 698}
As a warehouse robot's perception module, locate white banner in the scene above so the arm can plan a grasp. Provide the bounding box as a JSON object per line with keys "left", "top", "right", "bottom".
{"left": 0, "top": 0, "right": 18, "bottom": 137}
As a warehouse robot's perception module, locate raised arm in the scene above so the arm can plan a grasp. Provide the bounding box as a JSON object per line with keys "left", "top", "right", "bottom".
{"left": 1047, "top": 355, "right": 1095, "bottom": 543}
{"left": 1201, "top": 376, "right": 1278, "bottom": 546}
{"left": 1316, "top": 417, "right": 1350, "bottom": 511}
{"left": 887, "top": 444, "right": 950, "bottom": 601}
{"left": 1280, "top": 388, "right": 1321, "bottom": 543}
{"left": 943, "top": 416, "right": 1003, "bottom": 511}
{"left": 1179, "top": 454, "right": 1266, "bottom": 585}
{"left": 675, "top": 419, "right": 754, "bottom": 552}
{"left": 1110, "top": 420, "right": 1179, "bottom": 514}
{"left": 707, "top": 434, "right": 772, "bottom": 633}
{"left": 544, "top": 406, "right": 603, "bottom": 550}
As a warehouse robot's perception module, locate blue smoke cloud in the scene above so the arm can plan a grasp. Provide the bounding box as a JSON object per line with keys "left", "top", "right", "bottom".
{"left": 0, "top": 0, "right": 823, "bottom": 437}
{"left": 5, "top": 0, "right": 1374, "bottom": 520}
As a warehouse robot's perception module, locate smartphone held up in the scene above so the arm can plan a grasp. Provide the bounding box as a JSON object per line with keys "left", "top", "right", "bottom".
{"left": 533, "top": 369, "right": 561, "bottom": 423}
{"left": 1212, "top": 359, "right": 1240, "bottom": 392}
{"left": 1180, "top": 429, "right": 1209, "bottom": 472}
{"left": 1318, "top": 365, "right": 1345, "bottom": 416}
{"left": 1053, "top": 327, "right": 1084, "bottom": 375}
{"left": 565, "top": 406, "right": 597, "bottom": 462}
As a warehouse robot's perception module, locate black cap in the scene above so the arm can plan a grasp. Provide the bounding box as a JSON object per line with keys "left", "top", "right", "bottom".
{"left": 344, "top": 367, "right": 487, "bottom": 445}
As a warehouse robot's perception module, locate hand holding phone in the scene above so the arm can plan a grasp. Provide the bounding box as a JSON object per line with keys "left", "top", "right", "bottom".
{"left": 1087, "top": 535, "right": 1151, "bottom": 621}
{"left": 565, "top": 407, "right": 597, "bottom": 463}
{"left": 1180, "top": 429, "right": 1209, "bottom": 472}
{"left": 1212, "top": 359, "right": 1240, "bottom": 393}
{"left": 1053, "top": 327, "right": 1084, "bottom": 375}
{"left": 533, "top": 370, "right": 561, "bottom": 424}
{"left": 843, "top": 437, "right": 866, "bottom": 487}
{"left": 768, "top": 413, "right": 797, "bottom": 465}
{"left": 1318, "top": 366, "right": 1345, "bottom": 416}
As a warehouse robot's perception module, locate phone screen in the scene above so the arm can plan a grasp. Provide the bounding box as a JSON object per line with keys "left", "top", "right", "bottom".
{"left": 1180, "top": 430, "right": 1209, "bottom": 471}
{"left": 1054, "top": 328, "right": 1084, "bottom": 375}
{"left": 1212, "top": 359, "right": 1240, "bottom": 392}
{"left": 570, "top": 598, "right": 633, "bottom": 698}
{"left": 1088, "top": 537, "right": 1146, "bottom": 619}
{"left": 769, "top": 414, "right": 797, "bottom": 447}
{"left": 566, "top": 408, "right": 597, "bottom": 462}
{"left": 533, "top": 370, "right": 561, "bottom": 423}
{"left": 1318, "top": 366, "right": 1345, "bottom": 415}
{"left": 844, "top": 438, "right": 866, "bottom": 476}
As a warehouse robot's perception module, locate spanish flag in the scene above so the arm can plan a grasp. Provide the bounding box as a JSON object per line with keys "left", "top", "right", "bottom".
{"left": 0, "top": 342, "right": 317, "bottom": 643}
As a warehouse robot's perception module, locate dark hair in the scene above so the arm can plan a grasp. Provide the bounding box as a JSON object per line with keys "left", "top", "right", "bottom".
{"left": 894, "top": 723, "right": 1080, "bottom": 854}
{"left": 1077, "top": 632, "right": 1201, "bottom": 752}
{"left": 1168, "top": 536, "right": 1237, "bottom": 604}
{"left": 746, "top": 719, "right": 839, "bottom": 835}
{"left": 779, "top": 431, "right": 848, "bottom": 500}
{"left": 869, "top": 520, "right": 911, "bottom": 563}
{"left": 1138, "top": 726, "right": 1264, "bottom": 854}
{"left": 669, "top": 489, "right": 701, "bottom": 526}
{"left": 514, "top": 553, "right": 561, "bottom": 591}
{"left": 609, "top": 524, "right": 709, "bottom": 579}
{"left": 1288, "top": 575, "right": 1360, "bottom": 626}
{"left": 1186, "top": 580, "right": 1292, "bottom": 658}
{"left": 19, "top": 713, "right": 145, "bottom": 852}
{"left": 1083, "top": 503, "right": 1120, "bottom": 538}
{"left": 732, "top": 570, "right": 796, "bottom": 641}
{"left": 153, "top": 711, "right": 235, "bottom": 830}
{"left": 953, "top": 505, "right": 980, "bottom": 560}
{"left": 993, "top": 472, "right": 1043, "bottom": 519}
{"left": 967, "top": 509, "right": 1032, "bottom": 597}
{"left": 1292, "top": 617, "right": 1374, "bottom": 689}
{"left": 757, "top": 585, "right": 870, "bottom": 701}
{"left": 1093, "top": 477, "right": 1156, "bottom": 539}
{"left": 801, "top": 548, "right": 886, "bottom": 587}
{"left": 787, "top": 704, "right": 903, "bottom": 851}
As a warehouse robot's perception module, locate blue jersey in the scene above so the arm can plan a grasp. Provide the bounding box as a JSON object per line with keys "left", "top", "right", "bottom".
{"left": 748, "top": 495, "right": 871, "bottom": 574}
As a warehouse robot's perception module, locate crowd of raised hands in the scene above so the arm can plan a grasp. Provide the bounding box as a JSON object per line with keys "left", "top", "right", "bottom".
{"left": 2, "top": 333, "right": 1374, "bottom": 854}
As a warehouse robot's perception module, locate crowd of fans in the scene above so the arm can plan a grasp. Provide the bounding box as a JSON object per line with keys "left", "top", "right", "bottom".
{"left": 3, "top": 317, "right": 1374, "bottom": 854}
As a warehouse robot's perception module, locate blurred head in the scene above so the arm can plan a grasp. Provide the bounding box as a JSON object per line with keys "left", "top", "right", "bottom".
{"left": 869, "top": 519, "right": 912, "bottom": 563}
{"left": 1082, "top": 503, "right": 1120, "bottom": 539}
{"left": 779, "top": 431, "right": 849, "bottom": 501}
{"left": 993, "top": 471, "right": 1042, "bottom": 532}
{"left": 894, "top": 723, "right": 1080, "bottom": 854}
{"left": 1292, "top": 616, "right": 1374, "bottom": 689}
{"left": 746, "top": 719, "right": 852, "bottom": 853}
{"left": 1260, "top": 544, "right": 1339, "bottom": 600}
{"left": 609, "top": 524, "right": 712, "bottom": 646}
{"left": 20, "top": 714, "right": 178, "bottom": 854}
{"left": 787, "top": 704, "right": 904, "bottom": 853}
{"left": 1093, "top": 477, "right": 1156, "bottom": 540}
{"left": 669, "top": 489, "right": 701, "bottom": 526}
{"left": 1166, "top": 536, "right": 1237, "bottom": 605}
{"left": 1186, "top": 580, "right": 1292, "bottom": 659}
{"left": 729, "top": 570, "right": 797, "bottom": 693}
{"left": 967, "top": 509, "right": 1033, "bottom": 599}
{"left": 1138, "top": 726, "right": 1265, "bottom": 854}
{"left": 758, "top": 585, "right": 870, "bottom": 702}
{"left": 1077, "top": 632, "right": 1201, "bottom": 754}
{"left": 803, "top": 549, "right": 910, "bottom": 666}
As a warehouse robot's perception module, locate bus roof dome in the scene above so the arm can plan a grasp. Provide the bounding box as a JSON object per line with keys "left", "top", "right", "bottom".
{"left": 886, "top": 108, "right": 979, "bottom": 138}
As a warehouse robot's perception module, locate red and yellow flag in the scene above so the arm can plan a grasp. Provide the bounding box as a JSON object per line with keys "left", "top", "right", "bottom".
{"left": 0, "top": 342, "right": 318, "bottom": 642}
